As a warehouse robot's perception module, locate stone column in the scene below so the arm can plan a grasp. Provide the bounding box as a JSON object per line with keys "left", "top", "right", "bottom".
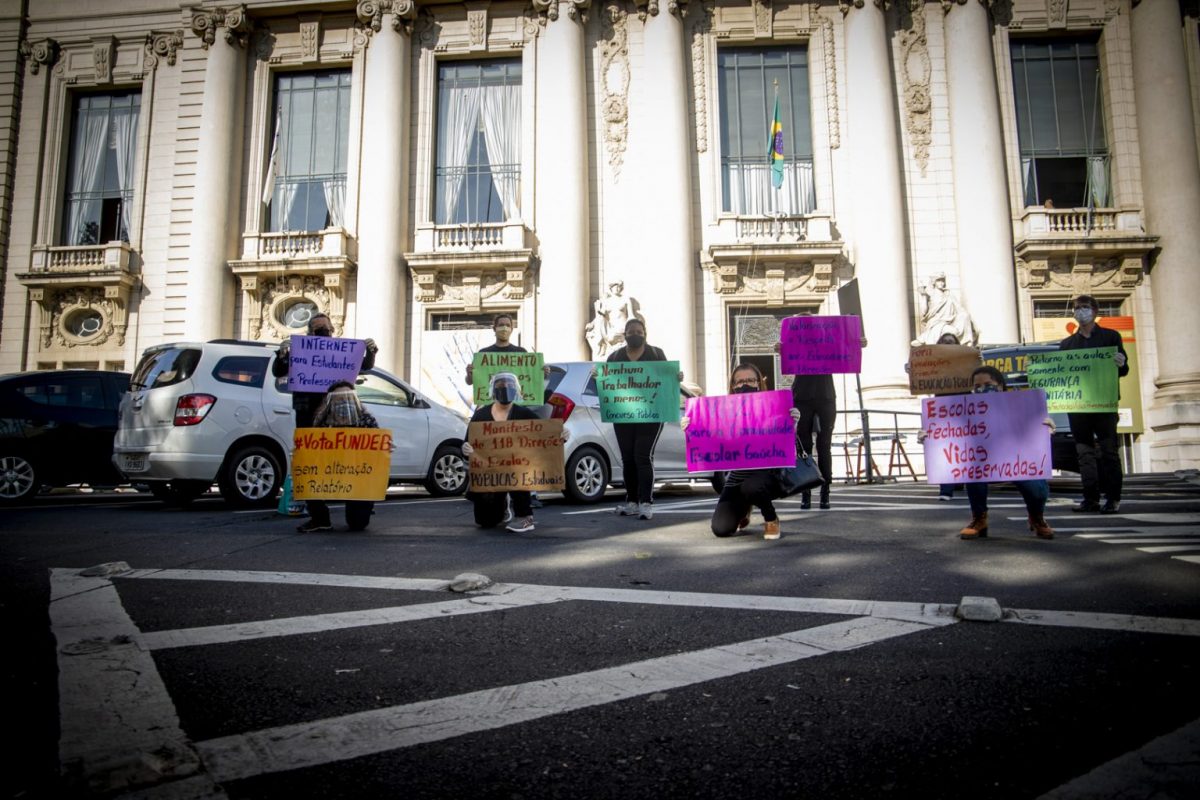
{"left": 943, "top": 0, "right": 1017, "bottom": 345}
{"left": 844, "top": 2, "right": 909, "bottom": 399}
{"left": 1131, "top": 0, "right": 1200, "bottom": 469}
{"left": 637, "top": 3, "right": 695, "bottom": 378}
{"left": 534, "top": 0, "right": 590, "bottom": 360}
{"left": 187, "top": 7, "right": 250, "bottom": 341}
{"left": 355, "top": 1, "right": 414, "bottom": 374}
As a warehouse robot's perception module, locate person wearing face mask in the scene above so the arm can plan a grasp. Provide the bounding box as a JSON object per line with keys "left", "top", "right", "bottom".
{"left": 461, "top": 372, "right": 569, "bottom": 533}
{"left": 605, "top": 319, "right": 683, "bottom": 521}
{"left": 681, "top": 363, "right": 802, "bottom": 540}
{"left": 273, "top": 313, "right": 378, "bottom": 532}
{"left": 302, "top": 381, "right": 387, "bottom": 531}
{"left": 1059, "top": 295, "right": 1129, "bottom": 514}
{"left": 919, "top": 366, "right": 1055, "bottom": 540}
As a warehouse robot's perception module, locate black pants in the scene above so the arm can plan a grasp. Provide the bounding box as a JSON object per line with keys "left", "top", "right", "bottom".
{"left": 1068, "top": 412, "right": 1122, "bottom": 503}
{"left": 614, "top": 422, "right": 664, "bottom": 505}
{"left": 712, "top": 471, "right": 779, "bottom": 537}
{"left": 795, "top": 398, "right": 835, "bottom": 502}
{"left": 307, "top": 500, "right": 375, "bottom": 531}
{"left": 472, "top": 491, "right": 532, "bottom": 527}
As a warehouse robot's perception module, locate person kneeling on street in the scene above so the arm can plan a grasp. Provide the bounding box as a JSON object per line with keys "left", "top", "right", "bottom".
{"left": 918, "top": 365, "right": 1055, "bottom": 541}
{"left": 681, "top": 363, "right": 802, "bottom": 541}
{"left": 461, "top": 372, "right": 568, "bottom": 533}
{"left": 301, "top": 381, "right": 386, "bottom": 533}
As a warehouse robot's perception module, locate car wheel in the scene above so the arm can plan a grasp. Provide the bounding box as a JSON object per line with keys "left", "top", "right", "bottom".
{"left": 709, "top": 471, "right": 727, "bottom": 494}
{"left": 219, "top": 445, "right": 283, "bottom": 508}
{"left": 565, "top": 446, "right": 610, "bottom": 504}
{"left": 149, "top": 480, "right": 211, "bottom": 507}
{"left": 424, "top": 444, "right": 467, "bottom": 496}
{"left": 0, "top": 454, "right": 39, "bottom": 504}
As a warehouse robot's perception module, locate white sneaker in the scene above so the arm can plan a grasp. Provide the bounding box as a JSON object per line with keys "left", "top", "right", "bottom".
{"left": 638, "top": 503, "right": 654, "bottom": 520}
{"left": 616, "top": 502, "right": 639, "bottom": 516}
{"left": 502, "top": 496, "right": 514, "bottom": 524}
{"left": 506, "top": 516, "right": 536, "bottom": 533}
{"left": 938, "top": 495, "right": 951, "bottom": 502}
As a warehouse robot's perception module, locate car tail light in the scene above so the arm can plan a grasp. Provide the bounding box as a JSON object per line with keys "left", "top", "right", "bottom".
{"left": 174, "top": 394, "right": 216, "bottom": 426}
{"left": 547, "top": 392, "right": 575, "bottom": 420}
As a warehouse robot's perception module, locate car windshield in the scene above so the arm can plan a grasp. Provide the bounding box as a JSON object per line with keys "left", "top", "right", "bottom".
{"left": 131, "top": 348, "right": 201, "bottom": 390}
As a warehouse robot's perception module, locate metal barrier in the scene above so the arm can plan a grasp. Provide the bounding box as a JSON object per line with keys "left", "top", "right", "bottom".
{"left": 834, "top": 408, "right": 923, "bottom": 484}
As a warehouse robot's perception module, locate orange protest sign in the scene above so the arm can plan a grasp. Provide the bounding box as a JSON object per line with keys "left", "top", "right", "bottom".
{"left": 908, "top": 344, "right": 982, "bottom": 396}
{"left": 467, "top": 419, "right": 566, "bottom": 493}
{"left": 292, "top": 427, "right": 391, "bottom": 501}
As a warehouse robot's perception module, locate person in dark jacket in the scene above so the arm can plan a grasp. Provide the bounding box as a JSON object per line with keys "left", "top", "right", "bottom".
{"left": 305, "top": 381, "right": 386, "bottom": 532}
{"left": 606, "top": 319, "right": 682, "bottom": 521}
{"left": 272, "top": 313, "right": 377, "bottom": 532}
{"left": 791, "top": 373, "right": 835, "bottom": 509}
{"left": 1060, "top": 295, "right": 1129, "bottom": 514}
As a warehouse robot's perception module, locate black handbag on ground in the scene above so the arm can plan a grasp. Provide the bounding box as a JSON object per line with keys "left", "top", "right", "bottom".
{"left": 777, "top": 437, "right": 824, "bottom": 497}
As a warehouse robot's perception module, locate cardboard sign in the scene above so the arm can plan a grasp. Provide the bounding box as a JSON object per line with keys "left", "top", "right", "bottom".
{"left": 471, "top": 352, "right": 545, "bottom": 406}
{"left": 292, "top": 427, "right": 391, "bottom": 500}
{"left": 595, "top": 361, "right": 681, "bottom": 424}
{"left": 779, "top": 316, "right": 862, "bottom": 375}
{"left": 908, "top": 344, "right": 983, "bottom": 396}
{"left": 288, "top": 335, "right": 366, "bottom": 392}
{"left": 467, "top": 419, "right": 565, "bottom": 493}
{"left": 683, "top": 389, "right": 796, "bottom": 472}
{"left": 921, "top": 390, "right": 1051, "bottom": 484}
{"left": 1027, "top": 347, "right": 1119, "bottom": 413}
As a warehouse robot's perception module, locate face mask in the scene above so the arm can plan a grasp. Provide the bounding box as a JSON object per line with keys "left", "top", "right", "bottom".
{"left": 493, "top": 384, "right": 518, "bottom": 405}
{"left": 311, "top": 324, "right": 332, "bottom": 337}
{"left": 972, "top": 384, "right": 1001, "bottom": 394}
{"left": 1073, "top": 308, "right": 1095, "bottom": 325}
{"left": 322, "top": 390, "right": 363, "bottom": 426}
{"left": 625, "top": 334, "right": 645, "bottom": 349}
{"left": 732, "top": 384, "right": 758, "bottom": 394}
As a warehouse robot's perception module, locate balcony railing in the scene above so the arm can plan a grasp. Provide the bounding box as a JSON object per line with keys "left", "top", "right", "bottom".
{"left": 735, "top": 215, "right": 808, "bottom": 241}
{"left": 437, "top": 223, "right": 504, "bottom": 249}
{"left": 1020, "top": 208, "right": 1146, "bottom": 239}
{"left": 239, "top": 228, "right": 355, "bottom": 262}
{"left": 28, "top": 242, "right": 132, "bottom": 273}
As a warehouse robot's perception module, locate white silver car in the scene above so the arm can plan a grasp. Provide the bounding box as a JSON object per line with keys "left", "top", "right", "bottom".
{"left": 113, "top": 340, "right": 469, "bottom": 507}
{"left": 544, "top": 361, "right": 720, "bottom": 503}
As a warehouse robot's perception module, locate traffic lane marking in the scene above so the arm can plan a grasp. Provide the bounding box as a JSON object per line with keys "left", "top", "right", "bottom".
{"left": 1137, "top": 545, "right": 1200, "bottom": 553}
{"left": 1099, "top": 538, "right": 1200, "bottom": 545}
{"left": 193, "top": 615, "right": 939, "bottom": 783}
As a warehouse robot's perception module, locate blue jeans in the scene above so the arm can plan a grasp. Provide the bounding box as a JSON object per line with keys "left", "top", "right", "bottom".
{"left": 966, "top": 480, "right": 1049, "bottom": 518}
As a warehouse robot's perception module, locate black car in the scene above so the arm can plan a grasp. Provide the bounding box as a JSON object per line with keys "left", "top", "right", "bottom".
{"left": 0, "top": 369, "right": 131, "bottom": 503}
{"left": 980, "top": 344, "right": 1079, "bottom": 473}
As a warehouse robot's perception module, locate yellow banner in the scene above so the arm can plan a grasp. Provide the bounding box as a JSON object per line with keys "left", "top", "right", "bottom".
{"left": 292, "top": 427, "right": 391, "bottom": 500}
{"left": 467, "top": 419, "right": 566, "bottom": 493}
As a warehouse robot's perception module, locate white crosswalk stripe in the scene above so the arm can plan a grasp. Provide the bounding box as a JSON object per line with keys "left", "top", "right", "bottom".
{"left": 1013, "top": 512, "right": 1200, "bottom": 565}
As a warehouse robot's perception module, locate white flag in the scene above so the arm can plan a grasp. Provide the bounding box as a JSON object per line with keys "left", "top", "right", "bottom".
{"left": 261, "top": 109, "right": 281, "bottom": 206}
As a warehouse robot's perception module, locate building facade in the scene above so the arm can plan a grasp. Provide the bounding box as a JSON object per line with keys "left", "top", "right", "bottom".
{"left": 0, "top": 0, "right": 1198, "bottom": 470}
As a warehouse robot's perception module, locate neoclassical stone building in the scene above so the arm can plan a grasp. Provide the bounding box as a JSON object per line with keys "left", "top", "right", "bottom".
{"left": 0, "top": 0, "right": 1197, "bottom": 470}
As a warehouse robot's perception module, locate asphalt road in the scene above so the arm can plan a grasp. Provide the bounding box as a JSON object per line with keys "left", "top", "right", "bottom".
{"left": 3, "top": 474, "right": 1199, "bottom": 799}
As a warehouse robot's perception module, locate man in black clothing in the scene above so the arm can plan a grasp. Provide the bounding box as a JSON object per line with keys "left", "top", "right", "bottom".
{"left": 272, "top": 313, "right": 377, "bottom": 531}
{"left": 791, "top": 374, "right": 835, "bottom": 509}
{"left": 1060, "top": 295, "right": 1129, "bottom": 514}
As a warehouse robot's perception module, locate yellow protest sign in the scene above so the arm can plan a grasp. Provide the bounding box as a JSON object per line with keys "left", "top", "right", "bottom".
{"left": 292, "top": 427, "right": 391, "bottom": 500}
{"left": 467, "top": 419, "right": 565, "bottom": 493}
{"left": 908, "top": 344, "right": 982, "bottom": 396}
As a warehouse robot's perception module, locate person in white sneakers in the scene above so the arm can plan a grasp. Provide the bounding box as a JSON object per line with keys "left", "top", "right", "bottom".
{"left": 461, "top": 372, "right": 568, "bottom": 533}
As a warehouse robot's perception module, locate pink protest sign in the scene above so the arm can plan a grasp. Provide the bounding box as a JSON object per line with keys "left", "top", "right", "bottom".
{"left": 779, "top": 316, "right": 862, "bottom": 374}
{"left": 684, "top": 389, "right": 796, "bottom": 473}
{"left": 921, "top": 389, "right": 1052, "bottom": 484}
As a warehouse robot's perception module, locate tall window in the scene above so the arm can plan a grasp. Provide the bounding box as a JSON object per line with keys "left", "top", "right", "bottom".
{"left": 717, "top": 47, "right": 815, "bottom": 216}
{"left": 265, "top": 71, "right": 351, "bottom": 232}
{"left": 62, "top": 91, "right": 140, "bottom": 245}
{"left": 435, "top": 60, "right": 522, "bottom": 225}
{"left": 1011, "top": 38, "right": 1109, "bottom": 208}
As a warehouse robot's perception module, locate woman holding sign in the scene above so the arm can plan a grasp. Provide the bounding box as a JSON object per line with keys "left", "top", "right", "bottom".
{"left": 681, "top": 363, "right": 802, "bottom": 541}
{"left": 461, "top": 372, "right": 568, "bottom": 533}
{"left": 606, "top": 319, "right": 681, "bottom": 522}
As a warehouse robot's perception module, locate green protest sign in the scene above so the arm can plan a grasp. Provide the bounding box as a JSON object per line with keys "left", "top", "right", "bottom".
{"left": 1027, "top": 347, "right": 1119, "bottom": 412}
{"left": 595, "top": 361, "right": 681, "bottom": 424}
{"left": 471, "top": 351, "right": 545, "bottom": 406}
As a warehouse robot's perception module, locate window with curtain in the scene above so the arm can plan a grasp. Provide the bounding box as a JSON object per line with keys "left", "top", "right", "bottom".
{"left": 62, "top": 91, "right": 140, "bottom": 246}
{"left": 717, "top": 46, "right": 815, "bottom": 216}
{"left": 435, "top": 59, "right": 522, "bottom": 225}
{"left": 265, "top": 70, "right": 352, "bottom": 232}
{"left": 1011, "top": 38, "right": 1110, "bottom": 208}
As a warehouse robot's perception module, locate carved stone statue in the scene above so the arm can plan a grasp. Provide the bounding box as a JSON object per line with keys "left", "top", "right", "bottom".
{"left": 912, "top": 272, "right": 978, "bottom": 347}
{"left": 585, "top": 279, "right": 644, "bottom": 360}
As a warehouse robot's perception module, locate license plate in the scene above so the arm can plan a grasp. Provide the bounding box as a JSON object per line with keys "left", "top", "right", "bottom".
{"left": 121, "top": 454, "right": 148, "bottom": 473}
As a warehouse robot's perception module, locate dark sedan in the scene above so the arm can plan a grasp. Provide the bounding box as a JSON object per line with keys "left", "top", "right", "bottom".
{"left": 0, "top": 369, "right": 131, "bottom": 503}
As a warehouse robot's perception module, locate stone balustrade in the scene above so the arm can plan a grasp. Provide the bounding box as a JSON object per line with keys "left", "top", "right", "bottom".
{"left": 29, "top": 242, "right": 132, "bottom": 273}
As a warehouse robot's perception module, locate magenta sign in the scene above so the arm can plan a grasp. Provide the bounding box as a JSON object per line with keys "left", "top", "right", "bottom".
{"left": 684, "top": 389, "right": 796, "bottom": 473}
{"left": 921, "top": 389, "right": 1052, "bottom": 484}
{"left": 779, "top": 315, "right": 863, "bottom": 375}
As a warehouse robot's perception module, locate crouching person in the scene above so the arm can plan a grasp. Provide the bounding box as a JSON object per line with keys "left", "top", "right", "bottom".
{"left": 306, "top": 381, "right": 385, "bottom": 532}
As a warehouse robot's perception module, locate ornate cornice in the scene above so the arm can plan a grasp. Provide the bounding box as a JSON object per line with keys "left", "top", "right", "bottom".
{"left": 190, "top": 5, "right": 253, "bottom": 49}
{"left": 356, "top": 0, "right": 418, "bottom": 35}
{"left": 838, "top": 0, "right": 890, "bottom": 14}
{"left": 145, "top": 30, "right": 184, "bottom": 68}
{"left": 532, "top": 0, "right": 591, "bottom": 24}
{"left": 20, "top": 38, "right": 59, "bottom": 75}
